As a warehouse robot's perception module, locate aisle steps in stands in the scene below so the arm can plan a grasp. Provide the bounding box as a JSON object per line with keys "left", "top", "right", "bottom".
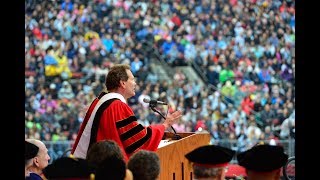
{"left": 150, "top": 59, "right": 172, "bottom": 84}
{"left": 175, "top": 66, "right": 205, "bottom": 87}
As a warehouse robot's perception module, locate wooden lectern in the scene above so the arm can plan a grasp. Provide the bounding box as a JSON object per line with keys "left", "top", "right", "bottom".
{"left": 156, "top": 131, "right": 211, "bottom": 180}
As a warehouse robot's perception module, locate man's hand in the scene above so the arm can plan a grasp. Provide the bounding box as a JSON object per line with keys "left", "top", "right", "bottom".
{"left": 163, "top": 110, "right": 182, "bottom": 129}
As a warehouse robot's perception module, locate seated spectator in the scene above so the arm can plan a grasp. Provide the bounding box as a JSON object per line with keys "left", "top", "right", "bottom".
{"left": 25, "top": 139, "right": 51, "bottom": 180}
{"left": 127, "top": 150, "right": 161, "bottom": 180}
{"left": 58, "top": 81, "right": 75, "bottom": 100}
{"left": 25, "top": 141, "right": 39, "bottom": 178}
{"left": 237, "top": 144, "right": 288, "bottom": 180}
{"left": 185, "top": 145, "right": 235, "bottom": 180}
{"left": 86, "top": 140, "right": 125, "bottom": 170}
{"left": 42, "top": 156, "right": 94, "bottom": 180}
{"left": 95, "top": 156, "right": 133, "bottom": 180}
{"left": 86, "top": 140, "right": 132, "bottom": 180}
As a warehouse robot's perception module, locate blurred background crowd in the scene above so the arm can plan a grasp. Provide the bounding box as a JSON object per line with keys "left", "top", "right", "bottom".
{"left": 25, "top": 0, "right": 295, "bottom": 162}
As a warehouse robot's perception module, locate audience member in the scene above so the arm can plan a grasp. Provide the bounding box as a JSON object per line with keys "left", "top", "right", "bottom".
{"left": 94, "top": 156, "right": 133, "bottom": 180}
{"left": 25, "top": 140, "right": 39, "bottom": 178}
{"left": 237, "top": 144, "right": 288, "bottom": 180}
{"left": 86, "top": 140, "right": 133, "bottom": 180}
{"left": 127, "top": 150, "right": 161, "bottom": 180}
{"left": 42, "top": 156, "right": 94, "bottom": 180}
{"left": 185, "top": 145, "right": 235, "bottom": 180}
{"left": 86, "top": 140, "right": 124, "bottom": 170}
{"left": 25, "top": 139, "right": 51, "bottom": 180}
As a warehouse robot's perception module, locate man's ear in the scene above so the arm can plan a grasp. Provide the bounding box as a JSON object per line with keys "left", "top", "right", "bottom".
{"left": 33, "top": 157, "right": 39, "bottom": 167}
{"left": 120, "top": 80, "right": 126, "bottom": 88}
{"left": 124, "top": 169, "right": 133, "bottom": 180}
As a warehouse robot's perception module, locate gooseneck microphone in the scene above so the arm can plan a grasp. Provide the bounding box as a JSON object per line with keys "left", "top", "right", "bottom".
{"left": 143, "top": 98, "right": 181, "bottom": 140}
{"left": 143, "top": 98, "right": 168, "bottom": 105}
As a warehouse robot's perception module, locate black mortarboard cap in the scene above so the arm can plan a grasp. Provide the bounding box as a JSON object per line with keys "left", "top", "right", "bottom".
{"left": 25, "top": 141, "right": 39, "bottom": 160}
{"left": 185, "top": 145, "right": 235, "bottom": 168}
{"left": 43, "top": 157, "right": 93, "bottom": 179}
{"left": 237, "top": 144, "right": 288, "bottom": 172}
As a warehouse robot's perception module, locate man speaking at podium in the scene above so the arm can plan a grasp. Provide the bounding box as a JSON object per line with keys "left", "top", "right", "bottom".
{"left": 72, "top": 64, "right": 182, "bottom": 161}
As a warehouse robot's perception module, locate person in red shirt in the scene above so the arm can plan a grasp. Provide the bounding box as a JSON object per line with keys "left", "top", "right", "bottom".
{"left": 241, "top": 95, "right": 255, "bottom": 116}
{"left": 72, "top": 64, "right": 182, "bottom": 161}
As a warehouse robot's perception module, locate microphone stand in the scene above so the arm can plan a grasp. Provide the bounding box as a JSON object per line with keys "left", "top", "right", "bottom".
{"left": 149, "top": 104, "right": 181, "bottom": 140}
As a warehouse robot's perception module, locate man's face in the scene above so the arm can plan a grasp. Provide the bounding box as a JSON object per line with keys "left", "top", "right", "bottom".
{"left": 35, "top": 142, "right": 51, "bottom": 170}
{"left": 123, "top": 69, "right": 136, "bottom": 99}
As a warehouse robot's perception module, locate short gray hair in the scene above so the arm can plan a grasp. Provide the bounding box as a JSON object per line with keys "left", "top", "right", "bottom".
{"left": 193, "top": 166, "right": 224, "bottom": 178}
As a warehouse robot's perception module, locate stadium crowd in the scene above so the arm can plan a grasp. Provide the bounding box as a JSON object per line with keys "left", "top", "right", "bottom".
{"left": 25, "top": 0, "right": 295, "bottom": 159}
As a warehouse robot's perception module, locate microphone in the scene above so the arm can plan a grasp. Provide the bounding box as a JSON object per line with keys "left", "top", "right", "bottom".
{"left": 143, "top": 98, "right": 168, "bottom": 105}
{"left": 143, "top": 98, "right": 181, "bottom": 140}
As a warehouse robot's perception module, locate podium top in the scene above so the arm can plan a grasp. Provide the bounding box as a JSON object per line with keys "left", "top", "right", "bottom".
{"left": 157, "top": 139, "right": 176, "bottom": 148}
{"left": 158, "top": 131, "right": 210, "bottom": 149}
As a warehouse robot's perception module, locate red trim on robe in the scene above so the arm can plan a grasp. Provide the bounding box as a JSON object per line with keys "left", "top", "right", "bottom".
{"left": 71, "top": 98, "right": 99, "bottom": 154}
